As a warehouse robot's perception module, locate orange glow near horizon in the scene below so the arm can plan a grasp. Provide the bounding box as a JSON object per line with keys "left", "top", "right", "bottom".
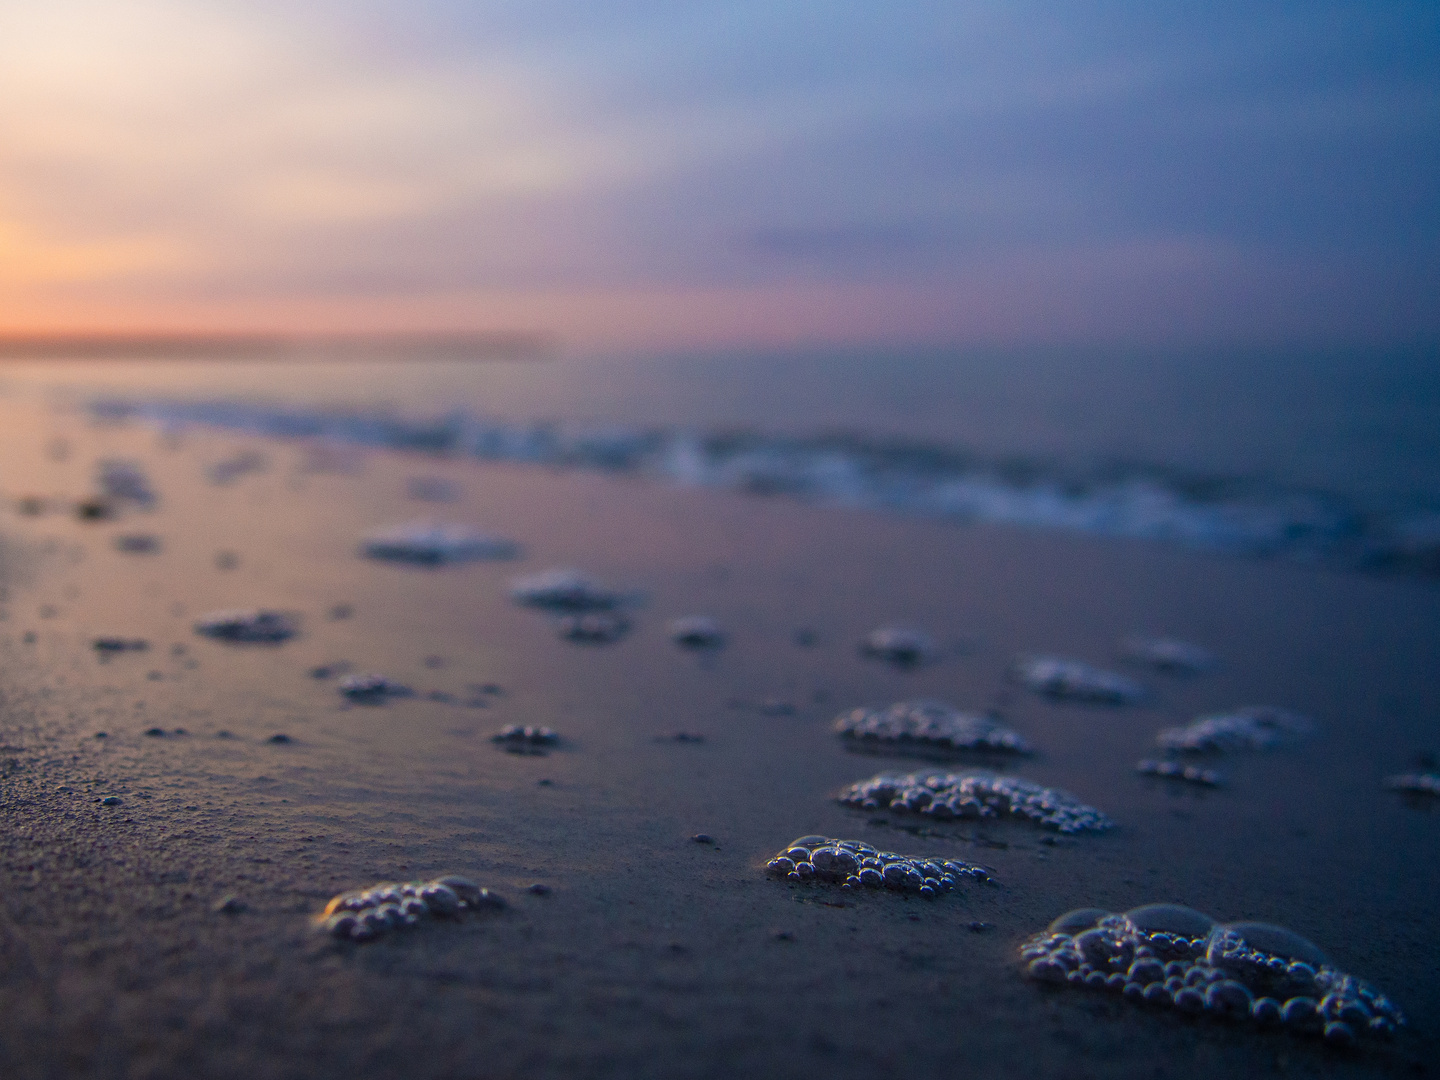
{"left": 0, "top": 1, "right": 1433, "bottom": 355}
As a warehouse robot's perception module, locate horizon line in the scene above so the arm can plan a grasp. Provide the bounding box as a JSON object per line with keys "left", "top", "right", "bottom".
{"left": 0, "top": 331, "right": 552, "bottom": 361}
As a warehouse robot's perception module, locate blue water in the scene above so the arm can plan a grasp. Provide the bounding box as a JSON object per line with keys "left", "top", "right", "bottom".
{"left": 9, "top": 342, "right": 1440, "bottom": 570}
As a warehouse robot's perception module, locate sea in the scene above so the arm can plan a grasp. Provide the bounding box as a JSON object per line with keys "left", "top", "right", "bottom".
{"left": 3, "top": 341, "right": 1438, "bottom": 573}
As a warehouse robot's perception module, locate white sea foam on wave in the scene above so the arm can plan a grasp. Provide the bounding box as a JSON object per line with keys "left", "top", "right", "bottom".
{"left": 88, "top": 396, "right": 1432, "bottom": 571}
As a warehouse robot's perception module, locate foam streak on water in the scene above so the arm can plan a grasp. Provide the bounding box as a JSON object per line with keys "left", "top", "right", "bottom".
{"left": 84, "top": 397, "right": 1440, "bottom": 573}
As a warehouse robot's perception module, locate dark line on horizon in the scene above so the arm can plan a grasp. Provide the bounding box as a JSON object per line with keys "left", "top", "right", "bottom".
{"left": 0, "top": 332, "right": 551, "bottom": 361}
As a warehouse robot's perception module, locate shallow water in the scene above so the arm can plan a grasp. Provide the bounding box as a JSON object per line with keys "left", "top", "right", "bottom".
{"left": 4, "top": 343, "right": 1440, "bottom": 571}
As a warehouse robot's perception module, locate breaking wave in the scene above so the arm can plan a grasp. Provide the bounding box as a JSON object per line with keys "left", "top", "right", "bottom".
{"left": 88, "top": 396, "right": 1440, "bottom": 576}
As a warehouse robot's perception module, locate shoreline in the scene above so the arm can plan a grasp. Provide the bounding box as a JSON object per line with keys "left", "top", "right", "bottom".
{"left": 0, "top": 404, "right": 1437, "bottom": 1078}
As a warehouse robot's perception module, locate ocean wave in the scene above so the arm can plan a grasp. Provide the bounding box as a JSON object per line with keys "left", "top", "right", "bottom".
{"left": 87, "top": 396, "right": 1438, "bottom": 575}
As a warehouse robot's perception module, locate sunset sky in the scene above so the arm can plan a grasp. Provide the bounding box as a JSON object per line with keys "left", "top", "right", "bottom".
{"left": 1, "top": 0, "right": 1436, "bottom": 352}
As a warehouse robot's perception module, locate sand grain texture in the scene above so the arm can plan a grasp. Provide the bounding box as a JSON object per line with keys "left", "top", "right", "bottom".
{"left": 0, "top": 406, "right": 1436, "bottom": 1079}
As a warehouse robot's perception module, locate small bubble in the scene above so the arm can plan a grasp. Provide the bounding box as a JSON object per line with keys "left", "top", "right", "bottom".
{"left": 835, "top": 700, "right": 1033, "bottom": 755}
{"left": 557, "top": 612, "right": 630, "bottom": 645}
{"left": 1012, "top": 656, "right": 1145, "bottom": 705}
{"left": 669, "top": 616, "right": 725, "bottom": 649}
{"left": 509, "top": 569, "right": 624, "bottom": 611}
{"left": 1136, "top": 760, "right": 1224, "bottom": 786}
{"left": 1384, "top": 772, "right": 1440, "bottom": 798}
{"left": 194, "top": 609, "right": 296, "bottom": 643}
{"left": 361, "top": 522, "right": 517, "bottom": 565}
{"left": 338, "top": 674, "right": 414, "bottom": 703}
{"left": 92, "top": 639, "right": 149, "bottom": 656}
{"left": 1157, "top": 707, "right": 1315, "bottom": 753}
{"left": 859, "top": 626, "right": 937, "bottom": 668}
{"left": 1118, "top": 636, "right": 1215, "bottom": 674}
{"left": 492, "top": 725, "right": 559, "bottom": 751}
{"left": 114, "top": 533, "right": 161, "bottom": 555}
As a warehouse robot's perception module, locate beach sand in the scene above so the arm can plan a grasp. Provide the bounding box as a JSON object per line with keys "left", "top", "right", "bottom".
{"left": 0, "top": 402, "right": 1436, "bottom": 1078}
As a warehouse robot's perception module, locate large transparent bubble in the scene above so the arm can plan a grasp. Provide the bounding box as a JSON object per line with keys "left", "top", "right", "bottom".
{"left": 1019, "top": 902, "right": 1403, "bottom": 1047}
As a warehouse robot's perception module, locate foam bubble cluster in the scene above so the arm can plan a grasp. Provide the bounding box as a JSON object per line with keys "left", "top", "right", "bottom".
{"left": 493, "top": 724, "right": 559, "bottom": 751}
{"left": 1020, "top": 904, "right": 1403, "bottom": 1046}
{"left": 669, "top": 615, "right": 726, "bottom": 649}
{"left": 194, "top": 609, "right": 297, "bottom": 642}
{"left": 1384, "top": 772, "right": 1440, "bottom": 796}
{"left": 1012, "top": 656, "right": 1146, "bottom": 704}
{"left": 558, "top": 612, "right": 630, "bottom": 644}
{"left": 97, "top": 459, "right": 156, "bottom": 506}
{"left": 834, "top": 700, "right": 1032, "bottom": 755}
{"left": 361, "top": 521, "right": 519, "bottom": 564}
{"left": 1136, "top": 760, "right": 1224, "bottom": 786}
{"left": 1157, "top": 706, "right": 1316, "bottom": 753}
{"left": 838, "top": 769, "right": 1113, "bottom": 833}
{"left": 765, "top": 835, "right": 990, "bottom": 896}
{"left": 1120, "top": 636, "right": 1215, "bottom": 674}
{"left": 860, "top": 626, "right": 937, "bottom": 667}
{"left": 317, "top": 875, "right": 505, "bottom": 942}
{"left": 509, "top": 569, "right": 624, "bottom": 611}
{"left": 338, "top": 674, "right": 415, "bottom": 702}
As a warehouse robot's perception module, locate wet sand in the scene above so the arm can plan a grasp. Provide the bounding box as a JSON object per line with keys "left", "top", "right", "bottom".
{"left": 0, "top": 404, "right": 1437, "bottom": 1079}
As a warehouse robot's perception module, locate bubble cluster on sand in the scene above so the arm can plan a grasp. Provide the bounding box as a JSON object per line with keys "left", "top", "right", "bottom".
{"left": 93, "top": 637, "right": 148, "bottom": 653}
{"left": 193, "top": 609, "right": 298, "bottom": 642}
{"left": 1013, "top": 656, "right": 1146, "bottom": 704}
{"left": 493, "top": 724, "right": 560, "bottom": 753}
{"left": 669, "top": 615, "right": 726, "bottom": 649}
{"left": 318, "top": 875, "right": 505, "bottom": 942}
{"left": 1384, "top": 773, "right": 1440, "bottom": 796}
{"left": 765, "top": 835, "right": 990, "bottom": 896}
{"left": 405, "top": 476, "right": 460, "bottom": 502}
{"left": 114, "top": 533, "right": 161, "bottom": 554}
{"left": 338, "top": 674, "right": 415, "bottom": 702}
{"left": 558, "top": 612, "right": 630, "bottom": 644}
{"left": 1136, "top": 760, "right": 1224, "bottom": 786}
{"left": 834, "top": 700, "right": 1033, "bottom": 755}
{"left": 1020, "top": 903, "right": 1403, "bottom": 1045}
{"left": 1156, "top": 706, "right": 1315, "bottom": 753}
{"left": 509, "top": 569, "right": 624, "bottom": 611}
{"left": 838, "top": 769, "right": 1113, "bottom": 833}
{"left": 96, "top": 459, "right": 156, "bottom": 506}
{"left": 860, "top": 626, "right": 938, "bottom": 667}
{"left": 1120, "top": 636, "right": 1215, "bottom": 674}
{"left": 361, "top": 521, "right": 518, "bottom": 565}
{"left": 207, "top": 450, "right": 267, "bottom": 485}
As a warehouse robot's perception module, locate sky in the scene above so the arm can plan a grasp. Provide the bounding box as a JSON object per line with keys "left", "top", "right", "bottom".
{"left": 0, "top": 0, "right": 1436, "bottom": 352}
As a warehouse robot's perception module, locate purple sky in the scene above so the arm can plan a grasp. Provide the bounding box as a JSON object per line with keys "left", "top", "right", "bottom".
{"left": 1, "top": 0, "right": 1435, "bottom": 351}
